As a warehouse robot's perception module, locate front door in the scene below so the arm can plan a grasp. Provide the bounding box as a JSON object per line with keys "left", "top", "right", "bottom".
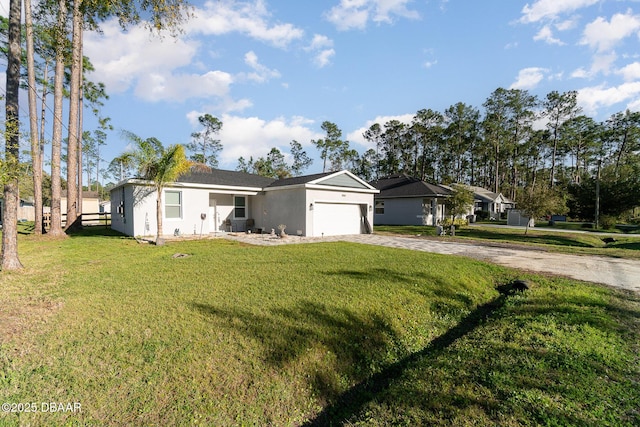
{"left": 209, "top": 197, "right": 219, "bottom": 233}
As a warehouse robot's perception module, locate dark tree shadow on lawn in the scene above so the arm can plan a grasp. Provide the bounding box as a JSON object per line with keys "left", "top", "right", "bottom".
{"left": 458, "top": 229, "right": 597, "bottom": 247}
{"left": 192, "top": 282, "right": 521, "bottom": 424}
{"left": 611, "top": 240, "right": 640, "bottom": 251}
{"left": 65, "top": 225, "right": 129, "bottom": 239}
{"left": 192, "top": 279, "right": 640, "bottom": 425}
{"left": 193, "top": 300, "right": 400, "bottom": 380}
{"left": 301, "top": 283, "right": 522, "bottom": 426}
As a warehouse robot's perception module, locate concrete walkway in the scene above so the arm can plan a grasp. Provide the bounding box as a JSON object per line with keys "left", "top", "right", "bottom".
{"left": 222, "top": 233, "right": 640, "bottom": 294}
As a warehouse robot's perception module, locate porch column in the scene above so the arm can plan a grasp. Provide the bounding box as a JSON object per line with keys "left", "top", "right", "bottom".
{"left": 431, "top": 198, "right": 437, "bottom": 226}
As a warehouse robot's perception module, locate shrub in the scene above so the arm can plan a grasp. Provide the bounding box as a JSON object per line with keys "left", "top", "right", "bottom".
{"left": 599, "top": 215, "right": 616, "bottom": 230}
{"left": 442, "top": 218, "right": 468, "bottom": 228}
{"left": 476, "top": 210, "right": 490, "bottom": 221}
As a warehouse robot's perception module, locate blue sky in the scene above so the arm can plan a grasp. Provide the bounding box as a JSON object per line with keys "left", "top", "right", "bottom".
{"left": 3, "top": 0, "right": 640, "bottom": 178}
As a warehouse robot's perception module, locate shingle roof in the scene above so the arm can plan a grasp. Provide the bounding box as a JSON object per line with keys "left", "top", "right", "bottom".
{"left": 176, "top": 169, "right": 276, "bottom": 188}
{"left": 370, "top": 175, "right": 452, "bottom": 198}
{"left": 265, "top": 172, "right": 334, "bottom": 188}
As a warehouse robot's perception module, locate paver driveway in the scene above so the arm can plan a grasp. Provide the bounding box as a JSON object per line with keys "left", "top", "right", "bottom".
{"left": 224, "top": 233, "right": 640, "bottom": 294}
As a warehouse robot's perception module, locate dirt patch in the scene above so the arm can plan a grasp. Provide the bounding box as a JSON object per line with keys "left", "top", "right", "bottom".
{"left": 0, "top": 296, "right": 64, "bottom": 347}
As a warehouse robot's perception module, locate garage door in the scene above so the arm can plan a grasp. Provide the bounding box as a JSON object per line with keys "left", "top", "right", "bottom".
{"left": 313, "top": 203, "right": 362, "bottom": 237}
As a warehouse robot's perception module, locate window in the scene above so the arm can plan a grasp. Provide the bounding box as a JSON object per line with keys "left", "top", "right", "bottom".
{"left": 375, "top": 200, "right": 384, "bottom": 215}
{"left": 165, "top": 191, "right": 182, "bottom": 219}
{"left": 234, "top": 196, "right": 246, "bottom": 219}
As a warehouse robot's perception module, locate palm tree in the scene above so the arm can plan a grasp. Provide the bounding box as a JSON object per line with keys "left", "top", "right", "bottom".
{"left": 122, "top": 131, "right": 191, "bottom": 246}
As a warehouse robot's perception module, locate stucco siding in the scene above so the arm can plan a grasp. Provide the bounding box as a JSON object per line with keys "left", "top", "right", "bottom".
{"left": 263, "top": 187, "right": 307, "bottom": 235}
{"left": 374, "top": 198, "right": 424, "bottom": 225}
{"left": 374, "top": 197, "right": 447, "bottom": 226}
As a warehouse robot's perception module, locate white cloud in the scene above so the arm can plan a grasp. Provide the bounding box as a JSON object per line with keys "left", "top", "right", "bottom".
{"left": 578, "top": 81, "right": 640, "bottom": 115}
{"left": 628, "top": 98, "right": 640, "bottom": 111}
{"left": 84, "top": 20, "right": 237, "bottom": 103}
{"left": 308, "top": 34, "right": 334, "bottom": 50}
{"left": 571, "top": 67, "right": 589, "bottom": 79}
{"left": 510, "top": 67, "right": 548, "bottom": 90}
{"left": 423, "top": 60, "right": 438, "bottom": 69}
{"left": 84, "top": 20, "right": 199, "bottom": 94}
{"left": 556, "top": 18, "right": 578, "bottom": 31}
{"left": 580, "top": 10, "right": 640, "bottom": 53}
{"left": 242, "top": 51, "right": 281, "bottom": 83}
{"left": 190, "top": 0, "right": 304, "bottom": 48}
{"left": 520, "top": 0, "right": 599, "bottom": 24}
{"left": 617, "top": 62, "right": 640, "bottom": 81}
{"left": 306, "top": 34, "right": 336, "bottom": 68}
{"left": 347, "top": 114, "right": 415, "bottom": 147}
{"left": 214, "top": 115, "right": 323, "bottom": 167}
{"left": 571, "top": 52, "right": 618, "bottom": 79}
{"left": 533, "top": 25, "right": 564, "bottom": 45}
{"left": 135, "top": 70, "right": 235, "bottom": 102}
{"left": 325, "top": 0, "right": 420, "bottom": 31}
{"left": 314, "top": 49, "right": 336, "bottom": 68}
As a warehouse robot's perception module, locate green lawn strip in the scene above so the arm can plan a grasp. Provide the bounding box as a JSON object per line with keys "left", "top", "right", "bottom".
{"left": 1, "top": 231, "right": 638, "bottom": 425}
{"left": 374, "top": 225, "right": 640, "bottom": 260}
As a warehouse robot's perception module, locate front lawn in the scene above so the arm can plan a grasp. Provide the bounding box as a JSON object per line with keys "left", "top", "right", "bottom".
{"left": 1, "top": 228, "right": 638, "bottom": 425}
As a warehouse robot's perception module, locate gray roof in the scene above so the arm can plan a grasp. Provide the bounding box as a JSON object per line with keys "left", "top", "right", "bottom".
{"left": 266, "top": 172, "right": 334, "bottom": 188}
{"left": 176, "top": 169, "right": 276, "bottom": 188}
{"left": 370, "top": 175, "right": 451, "bottom": 198}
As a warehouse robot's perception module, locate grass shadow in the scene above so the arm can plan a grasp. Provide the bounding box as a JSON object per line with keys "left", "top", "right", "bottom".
{"left": 458, "top": 229, "right": 598, "bottom": 247}
{"left": 611, "top": 241, "right": 640, "bottom": 251}
{"left": 192, "top": 300, "right": 400, "bottom": 386}
{"left": 65, "top": 225, "right": 128, "bottom": 239}
{"left": 302, "top": 283, "right": 522, "bottom": 425}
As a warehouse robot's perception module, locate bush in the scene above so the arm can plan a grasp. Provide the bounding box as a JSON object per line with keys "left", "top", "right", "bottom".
{"left": 599, "top": 215, "right": 616, "bottom": 230}
{"left": 476, "top": 210, "right": 490, "bottom": 221}
{"left": 442, "top": 218, "right": 468, "bottom": 228}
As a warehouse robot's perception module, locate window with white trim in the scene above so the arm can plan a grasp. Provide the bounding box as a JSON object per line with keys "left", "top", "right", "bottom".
{"left": 375, "top": 200, "right": 384, "bottom": 214}
{"left": 165, "top": 190, "right": 182, "bottom": 219}
{"left": 234, "top": 196, "right": 247, "bottom": 219}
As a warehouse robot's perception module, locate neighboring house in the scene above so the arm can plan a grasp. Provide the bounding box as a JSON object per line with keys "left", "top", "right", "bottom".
{"left": 0, "top": 198, "right": 35, "bottom": 223}
{"left": 467, "top": 186, "right": 515, "bottom": 219}
{"left": 110, "top": 169, "right": 378, "bottom": 238}
{"left": 369, "top": 175, "right": 451, "bottom": 226}
{"left": 61, "top": 190, "right": 101, "bottom": 215}
{"left": 99, "top": 201, "right": 111, "bottom": 213}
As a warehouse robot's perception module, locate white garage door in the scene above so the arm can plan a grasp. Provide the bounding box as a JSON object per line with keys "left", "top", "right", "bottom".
{"left": 313, "top": 203, "right": 362, "bottom": 237}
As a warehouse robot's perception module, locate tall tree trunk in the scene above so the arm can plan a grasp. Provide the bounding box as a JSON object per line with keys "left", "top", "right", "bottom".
{"left": 49, "top": 0, "right": 68, "bottom": 237}
{"left": 25, "top": 0, "right": 43, "bottom": 235}
{"left": 65, "top": 0, "right": 83, "bottom": 231}
{"left": 77, "top": 30, "right": 84, "bottom": 211}
{"left": 2, "top": 0, "right": 24, "bottom": 270}
{"left": 549, "top": 127, "right": 558, "bottom": 187}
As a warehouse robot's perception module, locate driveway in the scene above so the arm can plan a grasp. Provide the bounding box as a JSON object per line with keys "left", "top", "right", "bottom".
{"left": 223, "top": 233, "right": 640, "bottom": 294}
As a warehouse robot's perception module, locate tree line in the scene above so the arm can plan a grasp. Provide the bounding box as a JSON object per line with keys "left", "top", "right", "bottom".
{"left": 311, "top": 89, "right": 639, "bottom": 226}
{"left": 1, "top": 0, "right": 191, "bottom": 270}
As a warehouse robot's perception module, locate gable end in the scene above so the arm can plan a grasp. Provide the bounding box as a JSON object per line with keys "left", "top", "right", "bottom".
{"left": 316, "top": 173, "right": 369, "bottom": 189}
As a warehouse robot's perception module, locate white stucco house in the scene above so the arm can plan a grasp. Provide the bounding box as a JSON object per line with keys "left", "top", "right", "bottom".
{"left": 110, "top": 169, "right": 378, "bottom": 238}
{"left": 369, "top": 175, "right": 451, "bottom": 226}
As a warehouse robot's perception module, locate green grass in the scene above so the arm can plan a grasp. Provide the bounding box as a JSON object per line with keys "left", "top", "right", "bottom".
{"left": 1, "top": 228, "right": 638, "bottom": 426}
{"left": 375, "top": 224, "right": 640, "bottom": 259}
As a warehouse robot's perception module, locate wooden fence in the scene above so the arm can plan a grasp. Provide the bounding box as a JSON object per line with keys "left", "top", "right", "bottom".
{"left": 43, "top": 212, "right": 111, "bottom": 231}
